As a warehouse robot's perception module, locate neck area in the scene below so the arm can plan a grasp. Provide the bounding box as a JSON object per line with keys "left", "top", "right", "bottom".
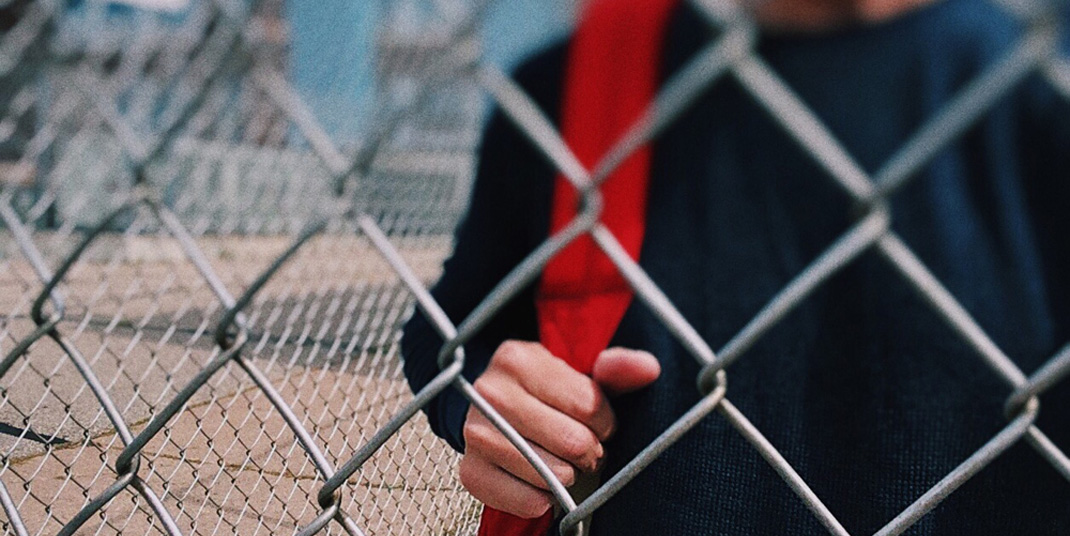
{"left": 751, "top": 0, "right": 940, "bottom": 33}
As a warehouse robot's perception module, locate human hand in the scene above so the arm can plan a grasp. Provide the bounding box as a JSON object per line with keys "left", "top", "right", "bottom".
{"left": 459, "top": 341, "right": 661, "bottom": 518}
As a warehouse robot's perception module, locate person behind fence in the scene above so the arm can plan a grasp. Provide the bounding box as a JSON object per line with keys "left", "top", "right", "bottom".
{"left": 402, "top": 0, "right": 1070, "bottom": 534}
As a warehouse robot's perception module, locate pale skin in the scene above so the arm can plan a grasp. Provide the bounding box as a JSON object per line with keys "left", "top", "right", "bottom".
{"left": 462, "top": 344, "right": 661, "bottom": 518}
{"left": 460, "top": 0, "right": 939, "bottom": 520}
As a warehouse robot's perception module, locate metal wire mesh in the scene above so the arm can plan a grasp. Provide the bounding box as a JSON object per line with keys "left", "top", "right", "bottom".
{"left": 0, "top": 0, "right": 1067, "bottom": 535}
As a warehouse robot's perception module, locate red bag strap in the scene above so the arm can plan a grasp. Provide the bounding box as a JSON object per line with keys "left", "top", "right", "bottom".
{"left": 478, "top": 0, "right": 679, "bottom": 534}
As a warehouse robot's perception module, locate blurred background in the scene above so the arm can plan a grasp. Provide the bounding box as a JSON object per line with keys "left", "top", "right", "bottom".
{"left": 5, "top": 0, "right": 577, "bottom": 230}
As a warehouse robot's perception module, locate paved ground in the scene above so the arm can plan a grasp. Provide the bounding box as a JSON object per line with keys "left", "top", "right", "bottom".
{"left": 0, "top": 232, "right": 481, "bottom": 535}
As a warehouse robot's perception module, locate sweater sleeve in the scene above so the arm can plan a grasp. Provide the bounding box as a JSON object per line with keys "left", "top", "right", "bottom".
{"left": 1016, "top": 26, "right": 1070, "bottom": 343}
{"left": 400, "top": 44, "right": 565, "bottom": 452}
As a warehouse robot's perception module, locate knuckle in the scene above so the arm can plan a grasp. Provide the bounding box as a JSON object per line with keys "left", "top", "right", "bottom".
{"left": 472, "top": 375, "right": 491, "bottom": 395}
{"left": 493, "top": 340, "right": 524, "bottom": 369}
{"left": 492, "top": 340, "right": 543, "bottom": 375}
{"left": 571, "top": 379, "right": 602, "bottom": 420}
{"left": 458, "top": 457, "right": 478, "bottom": 492}
{"left": 462, "top": 420, "right": 485, "bottom": 450}
{"left": 463, "top": 419, "right": 499, "bottom": 455}
{"left": 554, "top": 463, "right": 577, "bottom": 488}
{"left": 519, "top": 494, "right": 552, "bottom": 519}
{"left": 473, "top": 376, "right": 505, "bottom": 406}
{"left": 604, "top": 413, "right": 617, "bottom": 439}
{"left": 558, "top": 428, "right": 597, "bottom": 462}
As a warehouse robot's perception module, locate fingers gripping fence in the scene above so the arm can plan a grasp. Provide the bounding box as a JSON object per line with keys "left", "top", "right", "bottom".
{"left": 0, "top": 0, "right": 1067, "bottom": 536}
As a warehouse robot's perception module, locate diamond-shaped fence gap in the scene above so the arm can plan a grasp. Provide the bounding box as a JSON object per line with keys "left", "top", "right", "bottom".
{"left": 0, "top": 199, "right": 262, "bottom": 534}
{"left": 892, "top": 437, "right": 1070, "bottom": 536}
{"left": 131, "top": 359, "right": 311, "bottom": 536}
{"left": 0, "top": 238, "right": 41, "bottom": 350}
{"left": 225, "top": 387, "right": 318, "bottom": 535}
{"left": 154, "top": 134, "right": 336, "bottom": 236}
{"left": 700, "top": 208, "right": 891, "bottom": 379}
{"left": 548, "top": 232, "right": 821, "bottom": 532}
{"left": 41, "top": 208, "right": 230, "bottom": 420}
{"left": 750, "top": 248, "right": 1045, "bottom": 534}
{"left": 293, "top": 284, "right": 413, "bottom": 442}
{"left": 299, "top": 282, "right": 390, "bottom": 459}
{"left": 206, "top": 364, "right": 326, "bottom": 534}
{"left": 141, "top": 386, "right": 241, "bottom": 534}
{"left": 882, "top": 209, "right": 1056, "bottom": 378}
{"left": 0, "top": 335, "right": 131, "bottom": 536}
{"left": 149, "top": 52, "right": 359, "bottom": 235}
{"left": 336, "top": 408, "right": 475, "bottom": 536}
{"left": 225, "top": 231, "right": 424, "bottom": 442}
{"left": 81, "top": 489, "right": 171, "bottom": 536}
{"left": 269, "top": 225, "right": 478, "bottom": 535}
{"left": 607, "top": 392, "right": 830, "bottom": 536}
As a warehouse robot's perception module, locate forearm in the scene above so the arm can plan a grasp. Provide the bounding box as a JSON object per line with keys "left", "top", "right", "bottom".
{"left": 401, "top": 310, "right": 498, "bottom": 452}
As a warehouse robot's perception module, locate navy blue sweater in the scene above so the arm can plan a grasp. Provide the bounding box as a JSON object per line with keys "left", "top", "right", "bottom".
{"left": 402, "top": 1, "right": 1070, "bottom": 533}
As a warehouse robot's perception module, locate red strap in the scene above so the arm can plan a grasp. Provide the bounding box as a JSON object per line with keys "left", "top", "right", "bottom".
{"left": 478, "top": 1, "right": 678, "bottom": 534}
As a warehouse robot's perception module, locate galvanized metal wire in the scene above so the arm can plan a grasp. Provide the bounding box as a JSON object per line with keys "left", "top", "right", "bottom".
{"left": 0, "top": 0, "right": 1067, "bottom": 534}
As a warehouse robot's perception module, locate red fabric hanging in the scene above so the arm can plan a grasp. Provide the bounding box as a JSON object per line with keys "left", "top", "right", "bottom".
{"left": 477, "top": 0, "right": 679, "bottom": 534}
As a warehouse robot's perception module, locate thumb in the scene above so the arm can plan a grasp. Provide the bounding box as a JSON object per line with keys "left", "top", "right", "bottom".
{"left": 591, "top": 347, "right": 661, "bottom": 396}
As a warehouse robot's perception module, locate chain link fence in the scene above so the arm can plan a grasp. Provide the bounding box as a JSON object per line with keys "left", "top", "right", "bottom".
{"left": 0, "top": 0, "right": 1068, "bottom": 535}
